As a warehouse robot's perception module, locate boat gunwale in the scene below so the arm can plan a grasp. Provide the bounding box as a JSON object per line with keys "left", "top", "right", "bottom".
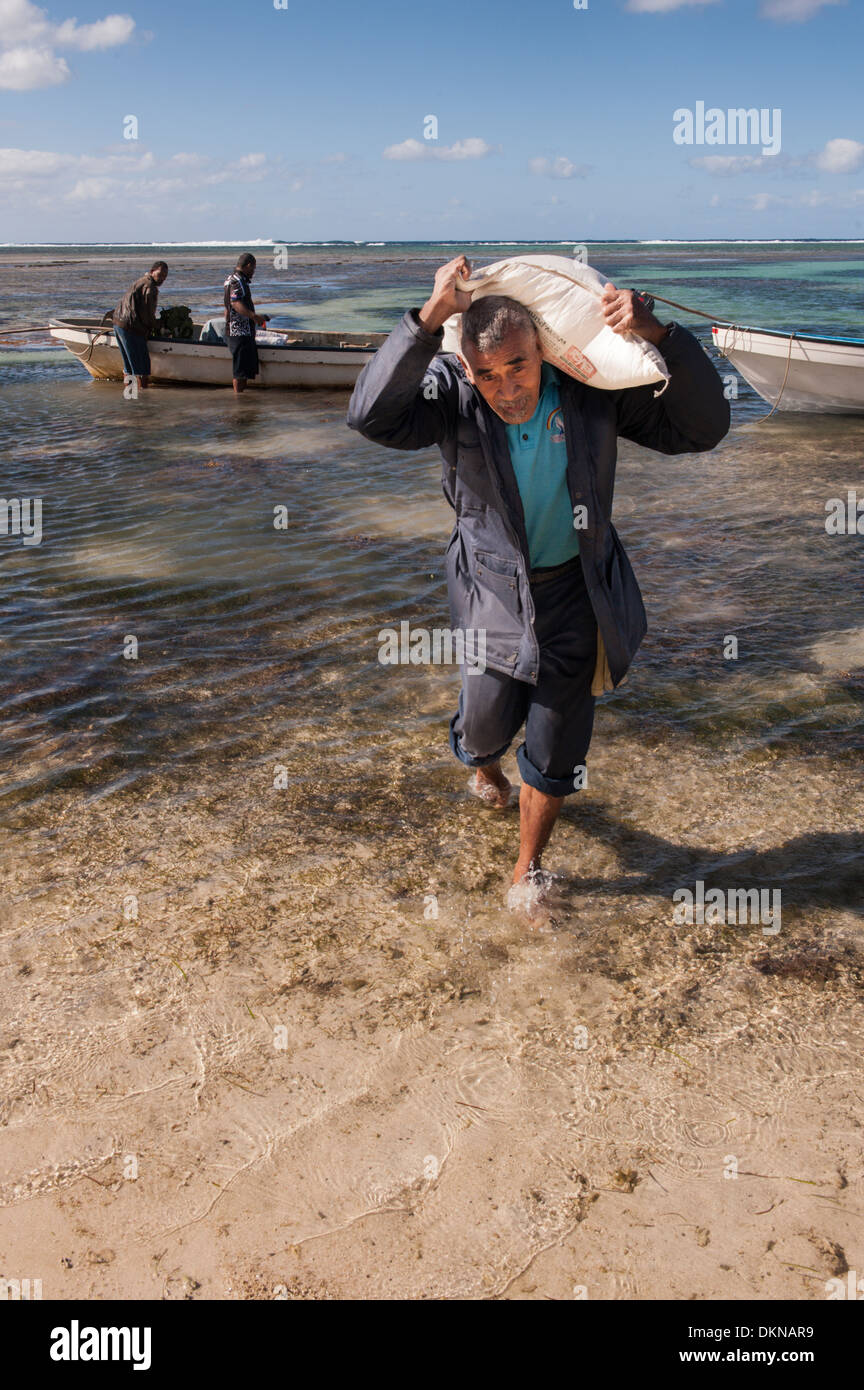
{"left": 712, "top": 322, "right": 864, "bottom": 349}
{"left": 48, "top": 318, "right": 387, "bottom": 354}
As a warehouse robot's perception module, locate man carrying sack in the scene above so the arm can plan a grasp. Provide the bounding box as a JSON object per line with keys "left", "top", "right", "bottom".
{"left": 347, "top": 255, "right": 730, "bottom": 915}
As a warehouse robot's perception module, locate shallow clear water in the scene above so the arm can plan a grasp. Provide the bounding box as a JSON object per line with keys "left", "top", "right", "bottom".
{"left": 1, "top": 242, "right": 862, "bottom": 816}
{"left": 1, "top": 243, "right": 862, "bottom": 1300}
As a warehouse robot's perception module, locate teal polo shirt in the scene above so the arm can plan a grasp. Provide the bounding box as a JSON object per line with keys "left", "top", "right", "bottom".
{"left": 505, "top": 363, "right": 579, "bottom": 569}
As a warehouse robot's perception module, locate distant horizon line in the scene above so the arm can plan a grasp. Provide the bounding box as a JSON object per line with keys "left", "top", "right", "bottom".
{"left": 2, "top": 237, "right": 863, "bottom": 249}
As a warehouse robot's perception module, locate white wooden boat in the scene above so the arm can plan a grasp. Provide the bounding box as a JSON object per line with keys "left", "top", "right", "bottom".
{"left": 48, "top": 316, "right": 386, "bottom": 389}
{"left": 712, "top": 324, "right": 864, "bottom": 414}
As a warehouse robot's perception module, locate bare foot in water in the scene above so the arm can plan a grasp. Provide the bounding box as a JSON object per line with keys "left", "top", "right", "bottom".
{"left": 506, "top": 866, "right": 554, "bottom": 918}
{"left": 506, "top": 785, "right": 566, "bottom": 923}
{"left": 469, "top": 762, "right": 512, "bottom": 809}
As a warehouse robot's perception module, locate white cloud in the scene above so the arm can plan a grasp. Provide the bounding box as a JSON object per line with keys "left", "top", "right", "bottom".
{"left": 198, "top": 153, "right": 268, "bottom": 187}
{"left": 54, "top": 15, "right": 135, "bottom": 50}
{"left": 66, "top": 176, "right": 114, "bottom": 201}
{"left": 760, "top": 0, "right": 845, "bottom": 19}
{"left": 1, "top": 0, "right": 50, "bottom": 42}
{"left": 382, "top": 137, "right": 494, "bottom": 162}
{"left": 529, "top": 155, "right": 589, "bottom": 179}
{"left": 0, "top": 0, "right": 136, "bottom": 90}
{"left": 816, "top": 137, "right": 864, "bottom": 173}
{"left": 0, "top": 44, "right": 68, "bottom": 88}
{"left": 0, "top": 143, "right": 281, "bottom": 212}
{"left": 0, "top": 144, "right": 68, "bottom": 174}
{"left": 689, "top": 144, "right": 864, "bottom": 176}
{"left": 688, "top": 154, "right": 767, "bottom": 174}
{"left": 748, "top": 186, "right": 864, "bottom": 211}
{"left": 626, "top": 0, "right": 719, "bottom": 11}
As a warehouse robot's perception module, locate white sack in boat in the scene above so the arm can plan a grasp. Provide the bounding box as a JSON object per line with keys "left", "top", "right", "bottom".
{"left": 441, "top": 254, "right": 670, "bottom": 394}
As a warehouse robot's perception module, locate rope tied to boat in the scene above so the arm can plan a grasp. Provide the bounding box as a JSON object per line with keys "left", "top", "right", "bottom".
{"left": 62, "top": 311, "right": 116, "bottom": 365}
{"left": 0, "top": 312, "right": 115, "bottom": 364}
{"left": 646, "top": 291, "right": 796, "bottom": 420}
{"left": 761, "top": 330, "right": 797, "bottom": 419}
{"left": 645, "top": 291, "right": 730, "bottom": 324}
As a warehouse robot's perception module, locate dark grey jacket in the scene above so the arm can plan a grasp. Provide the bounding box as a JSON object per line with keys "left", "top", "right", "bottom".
{"left": 113, "top": 273, "right": 159, "bottom": 337}
{"left": 347, "top": 310, "right": 730, "bottom": 688}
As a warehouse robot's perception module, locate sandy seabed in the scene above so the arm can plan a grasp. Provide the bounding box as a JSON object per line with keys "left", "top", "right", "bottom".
{"left": 1, "top": 714, "right": 861, "bottom": 1302}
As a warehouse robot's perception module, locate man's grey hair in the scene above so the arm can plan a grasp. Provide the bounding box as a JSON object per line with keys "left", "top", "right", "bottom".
{"left": 461, "top": 295, "right": 537, "bottom": 354}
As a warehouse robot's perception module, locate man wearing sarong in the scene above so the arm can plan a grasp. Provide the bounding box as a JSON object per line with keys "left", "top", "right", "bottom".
{"left": 223, "top": 253, "right": 269, "bottom": 393}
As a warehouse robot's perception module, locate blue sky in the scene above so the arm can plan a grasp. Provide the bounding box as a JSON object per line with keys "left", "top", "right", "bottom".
{"left": 0, "top": 0, "right": 861, "bottom": 240}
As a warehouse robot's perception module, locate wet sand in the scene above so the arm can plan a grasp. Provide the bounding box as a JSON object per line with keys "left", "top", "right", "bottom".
{"left": 1, "top": 722, "right": 861, "bottom": 1300}
{"left": 1, "top": 241, "right": 862, "bottom": 1300}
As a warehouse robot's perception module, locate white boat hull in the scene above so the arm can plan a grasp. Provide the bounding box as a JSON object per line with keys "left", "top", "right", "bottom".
{"left": 712, "top": 325, "right": 864, "bottom": 414}
{"left": 48, "top": 319, "right": 386, "bottom": 389}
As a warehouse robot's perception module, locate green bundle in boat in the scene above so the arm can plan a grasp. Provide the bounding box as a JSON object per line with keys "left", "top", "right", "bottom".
{"left": 155, "top": 305, "right": 194, "bottom": 340}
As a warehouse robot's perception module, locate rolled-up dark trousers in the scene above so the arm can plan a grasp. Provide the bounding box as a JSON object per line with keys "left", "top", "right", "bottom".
{"left": 114, "top": 324, "right": 151, "bottom": 378}
{"left": 448, "top": 556, "right": 597, "bottom": 797}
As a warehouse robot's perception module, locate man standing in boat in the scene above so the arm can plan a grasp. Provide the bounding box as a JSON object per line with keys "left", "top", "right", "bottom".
{"left": 224, "top": 252, "right": 269, "bottom": 393}
{"left": 348, "top": 255, "right": 730, "bottom": 914}
{"left": 112, "top": 260, "right": 168, "bottom": 390}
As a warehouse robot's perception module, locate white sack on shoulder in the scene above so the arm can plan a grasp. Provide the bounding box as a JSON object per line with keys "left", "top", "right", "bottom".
{"left": 440, "top": 254, "right": 670, "bottom": 395}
